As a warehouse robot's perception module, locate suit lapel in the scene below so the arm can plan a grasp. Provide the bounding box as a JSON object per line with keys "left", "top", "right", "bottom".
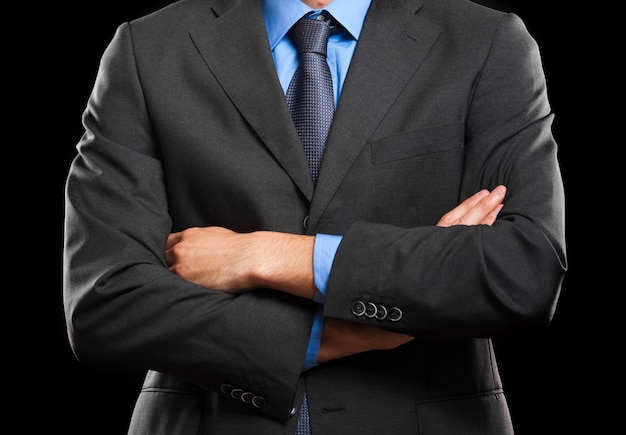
{"left": 190, "top": 0, "right": 315, "bottom": 200}
{"left": 188, "top": 0, "right": 440, "bottom": 220}
{"left": 308, "top": 0, "right": 440, "bottom": 228}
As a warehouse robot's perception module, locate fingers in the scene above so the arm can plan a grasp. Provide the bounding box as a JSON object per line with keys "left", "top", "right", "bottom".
{"left": 165, "top": 231, "right": 185, "bottom": 267}
{"left": 437, "top": 185, "right": 506, "bottom": 227}
{"left": 437, "top": 189, "right": 489, "bottom": 226}
{"left": 483, "top": 203, "right": 504, "bottom": 226}
{"left": 166, "top": 232, "right": 181, "bottom": 250}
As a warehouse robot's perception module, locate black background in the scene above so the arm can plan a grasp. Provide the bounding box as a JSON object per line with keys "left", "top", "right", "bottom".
{"left": 28, "top": 0, "right": 606, "bottom": 433}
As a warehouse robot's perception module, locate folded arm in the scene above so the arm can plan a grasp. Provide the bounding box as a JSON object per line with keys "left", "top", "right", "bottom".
{"left": 166, "top": 186, "right": 507, "bottom": 363}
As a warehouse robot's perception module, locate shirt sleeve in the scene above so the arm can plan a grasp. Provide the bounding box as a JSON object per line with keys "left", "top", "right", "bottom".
{"left": 302, "top": 233, "right": 343, "bottom": 371}
{"left": 313, "top": 233, "right": 343, "bottom": 303}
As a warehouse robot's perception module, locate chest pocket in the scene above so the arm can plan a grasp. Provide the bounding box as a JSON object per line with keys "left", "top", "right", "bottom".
{"left": 370, "top": 121, "right": 465, "bottom": 165}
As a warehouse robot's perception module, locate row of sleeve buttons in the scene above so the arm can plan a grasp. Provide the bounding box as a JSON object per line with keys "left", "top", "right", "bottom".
{"left": 220, "top": 383, "right": 267, "bottom": 409}
{"left": 350, "top": 300, "right": 403, "bottom": 322}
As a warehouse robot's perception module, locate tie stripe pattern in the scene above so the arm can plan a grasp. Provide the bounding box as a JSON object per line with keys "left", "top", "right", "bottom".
{"left": 286, "top": 13, "right": 336, "bottom": 186}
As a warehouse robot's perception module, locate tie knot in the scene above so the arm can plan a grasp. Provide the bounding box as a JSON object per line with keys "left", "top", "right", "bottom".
{"left": 290, "top": 13, "right": 334, "bottom": 57}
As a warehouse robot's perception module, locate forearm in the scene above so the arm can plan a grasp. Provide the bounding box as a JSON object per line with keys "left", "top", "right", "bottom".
{"left": 165, "top": 186, "right": 509, "bottom": 364}
{"left": 317, "top": 317, "right": 414, "bottom": 364}
{"left": 166, "top": 228, "right": 414, "bottom": 364}
{"left": 167, "top": 186, "right": 506, "bottom": 296}
{"left": 166, "top": 227, "right": 316, "bottom": 297}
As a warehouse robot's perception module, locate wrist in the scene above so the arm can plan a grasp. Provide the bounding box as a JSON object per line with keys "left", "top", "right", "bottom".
{"left": 249, "top": 231, "right": 317, "bottom": 299}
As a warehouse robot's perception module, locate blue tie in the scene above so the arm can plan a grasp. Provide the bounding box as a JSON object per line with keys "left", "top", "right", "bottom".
{"left": 287, "top": 14, "right": 337, "bottom": 434}
{"left": 296, "top": 393, "right": 311, "bottom": 435}
{"left": 286, "top": 12, "right": 336, "bottom": 186}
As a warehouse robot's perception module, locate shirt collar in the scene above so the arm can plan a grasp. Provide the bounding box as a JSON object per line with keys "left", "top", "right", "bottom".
{"left": 263, "top": 0, "right": 372, "bottom": 49}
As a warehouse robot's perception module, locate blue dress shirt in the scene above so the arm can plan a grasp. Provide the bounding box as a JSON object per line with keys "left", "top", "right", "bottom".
{"left": 262, "top": 0, "right": 371, "bottom": 371}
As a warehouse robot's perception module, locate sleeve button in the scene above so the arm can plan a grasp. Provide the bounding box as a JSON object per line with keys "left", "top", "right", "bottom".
{"left": 375, "top": 304, "right": 388, "bottom": 320}
{"left": 220, "top": 384, "right": 233, "bottom": 395}
{"left": 252, "top": 396, "right": 267, "bottom": 409}
{"left": 241, "top": 392, "right": 254, "bottom": 404}
{"left": 351, "top": 300, "right": 366, "bottom": 316}
{"left": 388, "top": 307, "right": 403, "bottom": 322}
{"left": 365, "top": 302, "right": 377, "bottom": 318}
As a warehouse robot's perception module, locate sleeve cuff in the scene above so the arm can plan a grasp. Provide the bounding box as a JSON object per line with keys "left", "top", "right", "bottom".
{"left": 302, "top": 304, "right": 324, "bottom": 372}
{"left": 313, "top": 233, "right": 343, "bottom": 303}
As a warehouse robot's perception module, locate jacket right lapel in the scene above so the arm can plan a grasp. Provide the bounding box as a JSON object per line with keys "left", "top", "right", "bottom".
{"left": 308, "top": 0, "right": 440, "bottom": 228}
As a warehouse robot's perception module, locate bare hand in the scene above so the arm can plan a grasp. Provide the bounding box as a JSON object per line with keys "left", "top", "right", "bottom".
{"left": 166, "top": 226, "right": 256, "bottom": 292}
{"left": 437, "top": 185, "right": 506, "bottom": 227}
{"left": 166, "top": 227, "right": 316, "bottom": 297}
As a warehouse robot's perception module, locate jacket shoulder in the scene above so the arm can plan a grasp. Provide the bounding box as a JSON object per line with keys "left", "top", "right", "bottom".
{"left": 130, "top": 0, "right": 217, "bottom": 30}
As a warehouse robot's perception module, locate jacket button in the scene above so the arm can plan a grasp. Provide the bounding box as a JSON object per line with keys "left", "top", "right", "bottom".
{"left": 364, "top": 302, "right": 377, "bottom": 318}
{"left": 252, "top": 395, "right": 267, "bottom": 409}
{"left": 388, "top": 307, "right": 403, "bottom": 322}
{"left": 241, "top": 391, "right": 254, "bottom": 404}
{"left": 350, "top": 300, "right": 366, "bottom": 316}
{"left": 220, "top": 384, "right": 233, "bottom": 395}
{"left": 303, "top": 215, "right": 309, "bottom": 229}
{"left": 375, "top": 304, "right": 388, "bottom": 320}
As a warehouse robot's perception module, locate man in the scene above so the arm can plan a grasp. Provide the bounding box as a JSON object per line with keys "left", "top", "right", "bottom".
{"left": 63, "top": 0, "right": 567, "bottom": 433}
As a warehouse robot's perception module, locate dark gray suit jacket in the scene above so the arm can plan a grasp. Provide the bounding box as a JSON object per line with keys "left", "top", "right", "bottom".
{"left": 63, "top": 0, "right": 567, "bottom": 433}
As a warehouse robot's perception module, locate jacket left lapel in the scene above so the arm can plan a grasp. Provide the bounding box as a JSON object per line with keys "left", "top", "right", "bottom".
{"left": 190, "top": 0, "right": 315, "bottom": 200}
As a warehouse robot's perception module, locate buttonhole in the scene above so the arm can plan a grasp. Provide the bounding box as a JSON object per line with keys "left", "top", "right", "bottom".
{"left": 321, "top": 407, "right": 345, "bottom": 413}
